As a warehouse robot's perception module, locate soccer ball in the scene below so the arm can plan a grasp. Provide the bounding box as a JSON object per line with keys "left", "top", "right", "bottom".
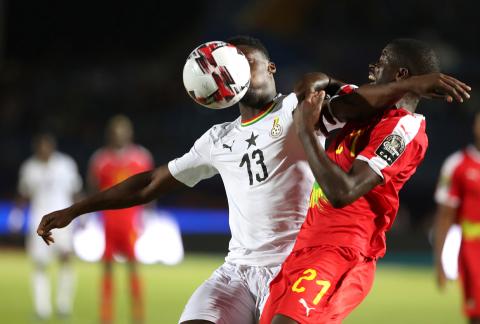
{"left": 183, "top": 41, "right": 251, "bottom": 109}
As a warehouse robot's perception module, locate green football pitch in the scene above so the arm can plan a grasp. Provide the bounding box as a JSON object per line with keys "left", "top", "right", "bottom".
{"left": 0, "top": 250, "right": 464, "bottom": 324}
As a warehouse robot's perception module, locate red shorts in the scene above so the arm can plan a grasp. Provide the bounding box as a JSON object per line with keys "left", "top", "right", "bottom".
{"left": 459, "top": 241, "right": 480, "bottom": 318}
{"left": 103, "top": 214, "right": 137, "bottom": 261}
{"left": 260, "top": 245, "right": 376, "bottom": 324}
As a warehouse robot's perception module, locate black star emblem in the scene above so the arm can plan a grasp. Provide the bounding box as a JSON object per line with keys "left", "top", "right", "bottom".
{"left": 245, "top": 132, "right": 259, "bottom": 149}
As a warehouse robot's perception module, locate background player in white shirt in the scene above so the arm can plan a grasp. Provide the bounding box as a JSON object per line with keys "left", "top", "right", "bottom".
{"left": 36, "top": 36, "right": 469, "bottom": 324}
{"left": 17, "top": 133, "right": 82, "bottom": 319}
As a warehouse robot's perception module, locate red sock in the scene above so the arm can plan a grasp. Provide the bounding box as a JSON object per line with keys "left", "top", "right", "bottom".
{"left": 101, "top": 272, "right": 113, "bottom": 324}
{"left": 130, "top": 271, "right": 144, "bottom": 323}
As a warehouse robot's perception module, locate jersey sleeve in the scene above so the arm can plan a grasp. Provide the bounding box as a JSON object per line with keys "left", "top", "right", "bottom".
{"left": 356, "top": 113, "right": 427, "bottom": 183}
{"left": 434, "top": 152, "right": 463, "bottom": 208}
{"left": 323, "top": 84, "right": 358, "bottom": 133}
{"left": 17, "top": 162, "right": 31, "bottom": 197}
{"left": 168, "top": 128, "right": 219, "bottom": 187}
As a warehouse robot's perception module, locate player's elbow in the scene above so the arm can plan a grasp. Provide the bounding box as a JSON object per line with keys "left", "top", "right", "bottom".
{"left": 329, "top": 196, "right": 350, "bottom": 209}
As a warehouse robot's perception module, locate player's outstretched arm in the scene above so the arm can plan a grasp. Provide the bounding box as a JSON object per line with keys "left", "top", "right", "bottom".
{"left": 329, "top": 73, "right": 471, "bottom": 122}
{"left": 37, "top": 165, "right": 182, "bottom": 245}
{"left": 294, "top": 91, "right": 382, "bottom": 208}
{"left": 433, "top": 203, "right": 457, "bottom": 291}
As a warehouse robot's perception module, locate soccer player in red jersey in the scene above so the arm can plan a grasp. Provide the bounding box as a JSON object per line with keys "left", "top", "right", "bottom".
{"left": 88, "top": 115, "right": 154, "bottom": 324}
{"left": 260, "top": 39, "right": 472, "bottom": 324}
{"left": 434, "top": 111, "right": 480, "bottom": 324}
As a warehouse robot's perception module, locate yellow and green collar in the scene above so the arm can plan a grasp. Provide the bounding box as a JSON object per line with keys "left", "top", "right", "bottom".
{"left": 241, "top": 102, "right": 277, "bottom": 127}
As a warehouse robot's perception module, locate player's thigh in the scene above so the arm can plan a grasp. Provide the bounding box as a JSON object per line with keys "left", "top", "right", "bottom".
{"left": 261, "top": 246, "right": 361, "bottom": 324}
{"left": 325, "top": 258, "right": 376, "bottom": 323}
{"left": 53, "top": 228, "right": 74, "bottom": 256}
{"left": 179, "top": 263, "right": 256, "bottom": 324}
{"left": 459, "top": 244, "right": 480, "bottom": 317}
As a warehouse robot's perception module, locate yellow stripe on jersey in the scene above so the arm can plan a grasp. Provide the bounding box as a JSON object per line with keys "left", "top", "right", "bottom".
{"left": 241, "top": 102, "right": 277, "bottom": 127}
{"left": 461, "top": 219, "right": 480, "bottom": 240}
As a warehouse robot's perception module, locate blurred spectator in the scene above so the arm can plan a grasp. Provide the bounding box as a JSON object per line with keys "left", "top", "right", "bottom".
{"left": 433, "top": 111, "right": 480, "bottom": 324}
{"left": 88, "top": 115, "right": 154, "bottom": 324}
{"left": 17, "top": 132, "right": 82, "bottom": 319}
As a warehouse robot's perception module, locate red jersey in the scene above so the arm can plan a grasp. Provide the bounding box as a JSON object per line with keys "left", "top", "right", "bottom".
{"left": 89, "top": 145, "right": 154, "bottom": 226}
{"left": 293, "top": 107, "right": 428, "bottom": 258}
{"left": 435, "top": 146, "right": 480, "bottom": 240}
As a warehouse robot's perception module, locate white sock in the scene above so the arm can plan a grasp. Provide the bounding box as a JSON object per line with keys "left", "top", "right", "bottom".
{"left": 33, "top": 268, "right": 52, "bottom": 318}
{"left": 56, "top": 264, "right": 75, "bottom": 315}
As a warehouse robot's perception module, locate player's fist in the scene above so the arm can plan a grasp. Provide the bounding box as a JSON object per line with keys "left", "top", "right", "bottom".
{"left": 37, "top": 208, "right": 76, "bottom": 245}
{"left": 294, "top": 90, "right": 327, "bottom": 135}
{"left": 406, "top": 73, "right": 471, "bottom": 103}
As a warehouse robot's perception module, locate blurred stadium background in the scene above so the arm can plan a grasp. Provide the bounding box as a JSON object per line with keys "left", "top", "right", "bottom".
{"left": 0, "top": 0, "right": 478, "bottom": 323}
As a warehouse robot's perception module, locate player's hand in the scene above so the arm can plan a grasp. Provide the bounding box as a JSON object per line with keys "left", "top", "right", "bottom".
{"left": 294, "top": 90, "right": 326, "bottom": 134}
{"left": 435, "top": 261, "right": 448, "bottom": 292}
{"left": 36, "top": 208, "right": 76, "bottom": 245}
{"left": 406, "top": 73, "right": 471, "bottom": 103}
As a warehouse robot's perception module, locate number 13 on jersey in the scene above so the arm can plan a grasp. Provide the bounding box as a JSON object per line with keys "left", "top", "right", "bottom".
{"left": 239, "top": 149, "right": 269, "bottom": 185}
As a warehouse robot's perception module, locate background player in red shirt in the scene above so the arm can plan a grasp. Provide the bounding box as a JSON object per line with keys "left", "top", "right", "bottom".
{"left": 260, "top": 39, "right": 472, "bottom": 324}
{"left": 434, "top": 111, "right": 480, "bottom": 324}
{"left": 88, "top": 115, "right": 154, "bottom": 324}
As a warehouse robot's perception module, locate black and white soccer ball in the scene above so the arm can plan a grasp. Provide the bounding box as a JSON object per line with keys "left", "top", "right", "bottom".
{"left": 183, "top": 41, "right": 251, "bottom": 109}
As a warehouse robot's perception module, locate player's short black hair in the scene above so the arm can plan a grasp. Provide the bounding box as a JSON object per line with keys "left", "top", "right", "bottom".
{"left": 386, "top": 38, "right": 440, "bottom": 75}
{"left": 226, "top": 35, "right": 270, "bottom": 60}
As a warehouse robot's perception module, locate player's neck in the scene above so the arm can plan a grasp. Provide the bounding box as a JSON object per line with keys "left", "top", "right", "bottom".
{"left": 239, "top": 94, "right": 277, "bottom": 122}
{"left": 396, "top": 94, "right": 419, "bottom": 113}
{"left": 474, "top": 140, "right": 480, "bottom": 152}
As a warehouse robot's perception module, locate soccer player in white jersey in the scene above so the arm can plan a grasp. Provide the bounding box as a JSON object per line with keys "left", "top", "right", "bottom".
{"left": 36, "top": 36, "right": 469, "bottom": 324}
{"left": 17, "top": 133, "right": 82, "bottom": 319}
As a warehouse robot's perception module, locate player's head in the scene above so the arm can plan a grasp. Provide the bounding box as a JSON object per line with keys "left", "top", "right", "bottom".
{"left": 227, "top": 35, "right": 276, "bottom": 108}
{"left": 106, "top": 114, "right": 133, "bottom": 149}
{"left": 32, "top": 132, "right": 56, "bottom": 161}
{"left": 369, "top": 38, "right": 440, "bottom": 85}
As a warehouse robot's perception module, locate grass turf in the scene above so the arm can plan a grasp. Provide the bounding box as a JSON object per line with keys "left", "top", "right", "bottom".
{"left": 0, "top": 250, "right": 464, "bottom": 323}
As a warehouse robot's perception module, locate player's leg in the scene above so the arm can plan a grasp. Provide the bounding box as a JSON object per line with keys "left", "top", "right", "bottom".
{"left": 179, "top": 262, "right": 256, "bottom": 324}
{"left": 56, "top": 252, "right": 75, "bottom": 317}
{"left": 459, "top": 243, "right": 480, "bottom": 324}
{"left": 55, "top": 228, "right": 76, "bottom": 317}
{"left": 28, "top": 234, "right": 53, "bottom": 319}
{"left": 101, "top": 232, "right": 115, "bottom": 324}
{"left": 127, "top": 260, "right": 143, "bottom": 324}
{"left": 101, "top": 260, "right": 114, "bottom": 324}
{"left": 260, "top": 246, "right": 365, "bottom": 324}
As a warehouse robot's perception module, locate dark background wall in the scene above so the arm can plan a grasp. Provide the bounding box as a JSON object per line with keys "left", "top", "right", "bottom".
{"left": 1, "top": 0, "right": 479, "bottom": 249}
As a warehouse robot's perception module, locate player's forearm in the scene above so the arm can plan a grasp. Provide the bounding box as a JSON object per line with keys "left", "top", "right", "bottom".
{"left": 68, "top": 171, "right": 156, "bottom": 218}
{"left": 298, "top": 130, "right": 358, "bottom": 208}
{"left": 433, "top": 205, "right": 457, "bottom": 266}
{"left": 295, "top": 72, "right": 345, "bottom": 100}
{"left": 329, "top": 80, "right": 413, "bottom": 122}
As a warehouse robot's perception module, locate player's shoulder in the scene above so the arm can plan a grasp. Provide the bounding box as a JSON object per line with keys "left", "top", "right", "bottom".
{"left": 19, "top": 156, "right": 37, "bottom": 172}
{"left": 441, "top": 149, "right": 467, "bottom": 172}
{"left": 379, "top": 108, "right": 426, "bottom": 137}
{"left": 204, "top": 120, "right": 238, "bottom": 144}
{"left": 272, "top": 92, "right": 298, "bottom": 114}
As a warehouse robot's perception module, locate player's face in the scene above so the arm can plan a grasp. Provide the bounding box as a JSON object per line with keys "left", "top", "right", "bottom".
{"left": 369, "top": 48, "right": 397, "bottom": 85}
{"left": 237, "top": 45, "right": 276, "bottom": 107}
{"left": 34, "top": 137, "right": 55, "bottom": 161}
{"left": 108, "top": 122, "right": 133, "bottom": 148}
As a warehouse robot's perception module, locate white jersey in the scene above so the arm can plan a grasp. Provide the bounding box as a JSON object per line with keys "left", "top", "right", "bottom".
{"left": 169, "top": 93, "right": 341, "bottom": 266}
{"left": 18, "top": 152, "right": 82, "bottom": 233}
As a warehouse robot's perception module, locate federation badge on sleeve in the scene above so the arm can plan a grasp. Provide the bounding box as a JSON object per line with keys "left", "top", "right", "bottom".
{"left": 375, "top": 134, "right": 405, "bottom": 165}
{"left": 270, "top": 117, "right": 283, "bottom": 138}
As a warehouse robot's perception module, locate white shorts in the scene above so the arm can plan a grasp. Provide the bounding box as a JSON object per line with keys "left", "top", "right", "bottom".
{"left": 26, "top": 227, "right": 73, "bottom": 265}
{"left": 179, "top": 262, "right": 281, "bottom": 324}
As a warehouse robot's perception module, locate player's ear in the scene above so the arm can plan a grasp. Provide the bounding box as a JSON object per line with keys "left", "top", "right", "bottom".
{"left": 395, "top": 67, "right": 410, "bottom": 81}
{"left": 268, "top": 61, "right": 276, "bottom": 74}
